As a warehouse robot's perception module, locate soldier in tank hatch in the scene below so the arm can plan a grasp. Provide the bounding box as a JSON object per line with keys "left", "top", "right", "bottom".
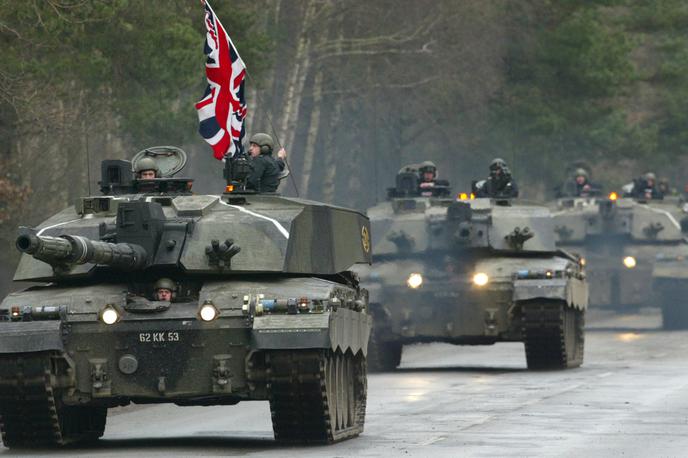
{"left": 417, "top": 161, "right": 450, "bottom": 197}
{"left": 474, "top": 158, "right": 519, "bottom": 198}
{"left": 153, "top": 278, "right": 176, "bottom": 302}
{"left": 246, "top": 133, "right": 287, "bottom": 193}
{"left": 135, "top": 157, "right": 159, "bottom": 180}
{"left": 625, "top": 172, "right": 664, "bottom": 200}
{"left": 557, "top": 168, "right": 602, "bottom": 198}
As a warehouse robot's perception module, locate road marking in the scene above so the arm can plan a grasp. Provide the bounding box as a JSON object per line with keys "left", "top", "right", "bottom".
{"left": 597, "top": 371, "right": 613, "bottom": 378}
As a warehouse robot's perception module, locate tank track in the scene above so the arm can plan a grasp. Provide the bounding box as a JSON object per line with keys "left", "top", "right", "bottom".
{"left": 522, "top": 301, "right": 585, "bottom": 370}
{"left": 266, "top": 349, "right": 366, "bottom": 444}
{"left": 366, "top": 325, "right": 402, "bottom": 373}
{"left": 0, "top": 353, "right": 106, "bottom": 448}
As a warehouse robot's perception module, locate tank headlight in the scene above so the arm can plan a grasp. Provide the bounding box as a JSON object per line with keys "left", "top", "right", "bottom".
{"left": 473, "top": 272, "right": 489, "bottom": 286}
{"left": 101, "top": 307, "right": 119, "bottom": 325}
{"left": 406, "top": 273, "right": 423, "bottom": 289}
{"left": 199, "top": 302, "right": 219, "bottom": 321}
{"left": 623, "top": 256, "right": 636, "bottom": 269}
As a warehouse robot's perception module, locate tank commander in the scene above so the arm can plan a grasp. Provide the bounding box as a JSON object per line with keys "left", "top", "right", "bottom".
{"left": 626, "top": 172, "right": 663, "bottom": 200}
{"left": 153, "top": 278, "right": 176, "bottom": 301}
{"left": 557, "top": 168, "right": 601, "bottom": 198}
{"left": 135, "top": 157, "right": 159, "bottom": 180}
{"left": 417, "top": 161, "right": 450, "bottom": 197}
{"left": 246, "top": 133, "right": 287, "bottom": 193}
{"left": 474, "top": 158, "right": 519, "bottom": 198}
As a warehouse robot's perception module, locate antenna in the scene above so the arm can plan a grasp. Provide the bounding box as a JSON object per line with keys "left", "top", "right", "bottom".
{"left": 85, "top": 119, "right": 92, "bottom": 195}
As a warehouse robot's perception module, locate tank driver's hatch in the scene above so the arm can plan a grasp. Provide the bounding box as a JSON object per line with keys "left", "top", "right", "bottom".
{"left": 132, "top": 146, "right": 188, "bottom": 178}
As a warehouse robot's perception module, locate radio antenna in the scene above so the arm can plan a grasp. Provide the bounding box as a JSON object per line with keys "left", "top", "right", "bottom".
{"left": 85, "top": 118, "right": 92, "bottom": 195}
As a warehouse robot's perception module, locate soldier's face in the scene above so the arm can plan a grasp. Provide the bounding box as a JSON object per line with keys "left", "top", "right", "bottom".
{"left": 422, "top": 171, "right": 434, "bottom": 182}
{"left": 249, "top": 143, "right": 261, "bottom": 157}
{"left": 156, "top": 288, "right": 172, "bottom": 301}
{"left": 140, "top": 170, "right": 156, "bottom": 180}
{"left": 576, "top": 175, "right": 586, "bottom": 185}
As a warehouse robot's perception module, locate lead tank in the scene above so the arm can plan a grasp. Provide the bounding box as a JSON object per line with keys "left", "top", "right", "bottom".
{"left": 552, "top": 194, "right": 688, "bottom": 328}
{"left": 0, "top": 147, "right": 372, "bottom": 448}
{"left": 359, "top": 170, "right": 587, "bottom": 371}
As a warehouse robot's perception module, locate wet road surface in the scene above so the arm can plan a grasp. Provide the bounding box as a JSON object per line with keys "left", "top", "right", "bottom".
{"left": 3, "top": 309, "right": 687, "bottom": 457}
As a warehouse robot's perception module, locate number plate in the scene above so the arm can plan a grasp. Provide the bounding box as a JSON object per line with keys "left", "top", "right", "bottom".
{"left": 138, "top": 331, "right": 180, "bottom": 343}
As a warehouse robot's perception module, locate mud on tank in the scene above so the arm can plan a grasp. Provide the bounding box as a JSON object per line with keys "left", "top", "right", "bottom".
{"left": 0, "top": 147, "right": 373, "bottom": 447}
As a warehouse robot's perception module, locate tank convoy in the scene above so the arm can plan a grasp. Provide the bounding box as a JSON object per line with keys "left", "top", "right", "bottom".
{"left": 551, "top": 192, "right": 688, "bottom": 328}
{"left": 358, "top": 165, "right": 587, "bottom": 372}
{"left": 0, "top": 147, "right": 372, "bottom": 448}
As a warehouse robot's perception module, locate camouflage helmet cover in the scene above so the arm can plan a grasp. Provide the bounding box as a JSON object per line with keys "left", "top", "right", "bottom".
{"left": 135, "top": 157, "right": 159, "bottom": 174}
{"left": 154, "top": 278, "right": 175, "bottom": 291}
{"left": 249, "top": 133, "right": 274, "bottom": 154}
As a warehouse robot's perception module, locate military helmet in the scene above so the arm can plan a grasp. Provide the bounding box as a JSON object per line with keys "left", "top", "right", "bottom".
{"left": 135, "top": 157, "right": 159, "bottom": 175}
{"left": 644, "top": 172, "right": 656, "bottom": 182}
{"left": 154, "top": 278, "right": 175, "bottom": 292}
{"left": 249, "top": 133, "right": 274, "bottom": 155}
{"left": 419, "top": 161, "right": 437, "bottom": 175}
{"left": 489, "top": 158, "right": 507, "bottom": 171}
{"left": 574, "top": 168, "right": 589, "bottom": 179}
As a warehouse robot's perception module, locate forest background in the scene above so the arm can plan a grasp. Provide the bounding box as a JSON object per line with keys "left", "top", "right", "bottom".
{"left": 1, "top": 0, "right": 688, "bottom": 295}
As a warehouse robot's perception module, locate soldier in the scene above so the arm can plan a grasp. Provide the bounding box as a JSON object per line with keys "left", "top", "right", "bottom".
{"left": 557, "top": 168, "right": 601, "bottom": 198}
{"left": 246, "top": 133, "right": 287, "bottom": 193}
{"left": 417, "top": 161, "right": 450, "bottom": 197}
{"left": 474, "top": 158, "right": 519, "bottom": 198}
{"left": 153, "top": 278, "right": 176, "bottom": 301}
{"left": 628, "top": 172, "right": 663, "bottom": 200}
{"left": 135, "top": 157, "right": 159, "bottom": 180}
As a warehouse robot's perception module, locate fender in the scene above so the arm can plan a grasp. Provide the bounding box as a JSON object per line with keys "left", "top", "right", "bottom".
{"left": 0, "top": 321, "right": 63, "bottom": 354}
{"left": 251, "top": 308, "right": 372, "bottom": 356}
{"left": 513, "top": 278, "right": 588, "bottom": 310}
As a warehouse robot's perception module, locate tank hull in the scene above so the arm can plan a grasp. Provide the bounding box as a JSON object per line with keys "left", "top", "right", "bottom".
{"left": 0, "top": 278, "right": 371, "bottom": 446}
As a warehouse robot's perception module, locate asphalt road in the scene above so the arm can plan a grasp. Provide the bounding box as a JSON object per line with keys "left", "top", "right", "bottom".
{"left": 3, "top": 309, "right": 688, "bottom": 457}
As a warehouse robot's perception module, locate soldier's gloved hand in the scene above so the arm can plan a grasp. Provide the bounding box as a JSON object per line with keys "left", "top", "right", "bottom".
{"left": 277, "top": 148, "right": 287, "bottom": 160}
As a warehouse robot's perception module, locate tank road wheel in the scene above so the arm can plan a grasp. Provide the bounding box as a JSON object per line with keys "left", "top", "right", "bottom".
{"left": 660, "top": 292, "right": 688, "bottom": 330}
{"left": 521, "top": 301, "right": 585, "bottom": 370}
{"left": 267, "top": 349, "right": 367, "bottom": 444}
{"left": 366, "top": 326, "right": 402, "bottom": 373}
{"left": 0, "top": 353, "right": 107, "bottom": 448}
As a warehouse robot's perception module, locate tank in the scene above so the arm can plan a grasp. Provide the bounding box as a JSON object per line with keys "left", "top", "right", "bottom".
{"left": 358, "top": 169, "right": 587, "bottom": 372}
{"left": 551, "top": 193, "right": 688, "bottom": 328}
{"left": 0, "top": 147, "right": 372, "bottom": 448}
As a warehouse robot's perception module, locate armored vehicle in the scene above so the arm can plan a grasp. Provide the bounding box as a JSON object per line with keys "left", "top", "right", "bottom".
{"left": 358, "top": 168, "right": 587, "bottom": 371}
{"left": 552, "top": 194, "right": 688, "bottom": 328}
{"left": 0, "top": 147, "right": 372, "bottom": 448}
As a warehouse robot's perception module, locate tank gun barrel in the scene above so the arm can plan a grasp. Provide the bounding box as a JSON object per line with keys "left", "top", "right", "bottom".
{"left": 16, "top": 228, "right": 147, "bottom": 270}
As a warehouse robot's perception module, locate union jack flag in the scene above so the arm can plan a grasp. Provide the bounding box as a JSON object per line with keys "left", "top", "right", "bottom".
{"left": 195, "top": 0, "right": 247, "bottom": 160}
